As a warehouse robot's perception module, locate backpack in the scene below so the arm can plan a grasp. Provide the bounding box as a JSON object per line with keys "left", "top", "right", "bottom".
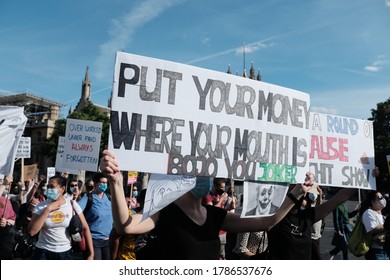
{"left": 348, "top": 215, "right": 372, "bottom": 257}
{"left": 83, "top": 192, "right": 111, "bottom": 214}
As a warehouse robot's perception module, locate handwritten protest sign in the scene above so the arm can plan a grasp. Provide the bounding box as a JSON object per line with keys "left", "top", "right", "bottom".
{"left": 309, "top": 112, "right": 375, "bottom": 189}
{"left": 55, "top": 136, "right": 79, "bottom": 174}
{"left": 109, "top": 52, "right": 311, "bottom": 183}
{"left": 63, "top": 119, "right": 102, "bottom": 172}
{"left": 142, "top": 174, "right": 196, "bottom": 221}
{"left": 16, "top": 137, "right": 31, "bottom": 158}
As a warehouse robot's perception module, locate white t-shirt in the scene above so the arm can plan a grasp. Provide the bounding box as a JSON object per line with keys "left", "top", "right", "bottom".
{"left": 33, "top": 198, "right": 83, "bottom": 252}
{"left": 362, "top": 208, "right": 385, "bottom": 249}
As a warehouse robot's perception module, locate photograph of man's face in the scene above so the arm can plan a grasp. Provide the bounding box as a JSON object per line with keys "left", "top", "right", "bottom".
{"left": 257, "top": 185, "right": 274, "bottom": 215}
{"left": 242, "top": 182, "right": 288, "bottom": 218}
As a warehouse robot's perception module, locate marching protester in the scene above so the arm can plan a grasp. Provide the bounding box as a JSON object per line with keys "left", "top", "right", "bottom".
{"left": 0, "top": 176, "right": 17, "bottom": 260}
{"left": 360, "top": 191, "right": 389, "bottom": 260}
{"left": 27, "top": 175, "right": 94, "bottom": 260}
{"left": 77, "top": 172, "right": 113, "bottom": 260}
{"left": 99, "top": 149, "right": 314, "bottom": 260}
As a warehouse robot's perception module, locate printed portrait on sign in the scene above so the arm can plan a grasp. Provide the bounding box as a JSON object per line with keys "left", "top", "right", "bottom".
{"left": 241, "top": 182, "right": 288, "bottom": 217}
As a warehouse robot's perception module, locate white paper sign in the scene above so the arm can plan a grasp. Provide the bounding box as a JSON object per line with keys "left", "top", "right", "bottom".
{"left": 55, "top": 136, "right": 79, "bottom": 174}
{"left": 63, "top": 118, "right": 102, "bottom": 172}
{"left": 109, "top": 52, "right": 311, "bottom": 184}
{"left": 46, "top": 167, "right": 56, "bottom": 182}
{"left": 16, "top": 137, "right": 31, "bottom": 158}
{"left": 309, "top": 112, "right": 376, "bottom": 189}
{"left": 142, "top": 174, "right": 196, "bottom": 221}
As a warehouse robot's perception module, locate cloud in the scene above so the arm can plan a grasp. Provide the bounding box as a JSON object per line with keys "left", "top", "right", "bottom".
{"left": 94, "top": 0, "right": 185, "bottom": 80}
{"left": 201, "top": 37, "right": 210, "bottom": 44}
{"left": 311, "top": 106, "right": 339, "bottom": 115}
{"left": 364, "top": 56, "right": 389, "bottom": 72}
{"left": 386, "top": 1, "right": 390, "bottom": 7}
{"left": 235, "top": 42, "right": 269, "bottom": 55}
{"left": 364, "top": 66, "right": 380, "bottom": 72}
{"left": 187, "top": 40, "right": 272, "bottom": 64}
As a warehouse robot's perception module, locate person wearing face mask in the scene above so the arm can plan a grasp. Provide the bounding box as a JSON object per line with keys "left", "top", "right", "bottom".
{"left": 77, "top": 172, "right": 113, "bottom": 260}
{"left": 27, "top": 175, "right": 94, "bottom": 260}
{"left": 99, "top": 150, "right": 315, "bottom": 260}
{"left": 360, "top": 191, "right": 389, "bottom": 260}
{"left": 0, "top": 176, "right": 17, "bottom": 259}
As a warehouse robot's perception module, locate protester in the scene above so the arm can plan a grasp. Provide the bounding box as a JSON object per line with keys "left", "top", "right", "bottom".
{"left": 27, "top": 175, "right": 94, "bottom": 260}
{"left": 99, "top": 150, "right": 313, "bottom": 260}
{"left": 77, "top": 172, "right": 113, "bottom": 260}
{"left": 266, "top": 169, "right": 379, "bottom": 260}
{"left": 203, "top": 177, "right": 229, "bottom": 259}
{"left": 329, "top": 201, "right": 358, "bottom": 260}
{"left": 0, "top": 176, "right": 17, "bottom": 260}
{"left": 360, "top": 191, "right": 389, "bottom": 260}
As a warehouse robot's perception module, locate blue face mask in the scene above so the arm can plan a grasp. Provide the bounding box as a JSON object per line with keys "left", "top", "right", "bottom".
{"left": 2, "top": 190, "right": 8, "bottom": 196}
{"left": 133, "top": 191, "right": 138, "bottom": 197}
{"left": 69, "top": 187, "right": 74, "bottom": 193}
{"left": 98, "top": 183, "right": 108, "bottom": 193}
{"left": 191, "top": 177, "right": 213, "bottom": 198}
{"left": 46, "top": 189, "right": 59, "bottom": 201}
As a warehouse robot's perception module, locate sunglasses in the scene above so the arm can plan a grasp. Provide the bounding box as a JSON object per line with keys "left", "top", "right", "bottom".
{"left": 375, "top": 196, "right": 384, "bottom": 200}
{"left": 70, "top": 184, "right": 78, "bottom": 187}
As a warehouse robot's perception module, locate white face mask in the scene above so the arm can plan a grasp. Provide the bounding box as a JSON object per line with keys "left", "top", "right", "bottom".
{"left": 378, "top": 198, "right": 387, "bottom": 209}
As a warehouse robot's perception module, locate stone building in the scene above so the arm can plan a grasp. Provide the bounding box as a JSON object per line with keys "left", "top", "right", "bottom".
{"left": 0, "top": 92, "right": 64, "bottom": 174}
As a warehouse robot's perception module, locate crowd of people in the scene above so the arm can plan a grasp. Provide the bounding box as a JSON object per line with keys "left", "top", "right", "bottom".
{"left": 0, "top": 152, "right": 388, "bottom": 260}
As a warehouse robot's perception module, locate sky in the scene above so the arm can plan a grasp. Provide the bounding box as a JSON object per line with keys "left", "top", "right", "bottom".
{"left": 1, "top": 0, "right": 389, "bottom": 120}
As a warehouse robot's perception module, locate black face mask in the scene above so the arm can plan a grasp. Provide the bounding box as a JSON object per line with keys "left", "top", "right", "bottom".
{"left": 215, "top": 187, "right": 225, "bottom": 195}
{"left": 12, "top": 188, "right": 20, "bottom": 195}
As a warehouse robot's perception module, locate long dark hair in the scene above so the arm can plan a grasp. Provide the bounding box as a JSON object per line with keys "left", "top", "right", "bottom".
{"left": 359, "top": 191, "right": 380, "bottom": 216}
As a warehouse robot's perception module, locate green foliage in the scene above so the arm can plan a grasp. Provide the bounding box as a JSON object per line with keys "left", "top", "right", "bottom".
{"left": 43, "top": 101, "right": 110, "bottom": 163}
{"left": 369, "top": 97, "right": 390, "bottom": 192}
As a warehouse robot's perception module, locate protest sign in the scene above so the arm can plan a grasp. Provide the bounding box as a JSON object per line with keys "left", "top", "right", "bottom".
{"left": 387, "top": 155, "right": 390, "bottom": 175}
{"left": 46, "top": 167, "right": 56, "bottom": 183}
{"left": 0, "top": 106, "right": 27, "bottom": 176}
{"left": 109, "top": 52, "right": 311, "bottom": 183}
{"left": 142, "top": 174, "right": 196, "bottom": 221}
{"left": 241, "top": 182, "right": 288, "bottom": 218}
{"left": 16, "top": 137, "right": 31, "bottom": 158}
{"left": 55, "top": 136, "right": 79, "bottom": 174}
{"left": 127, "top": 171, "right": 138, "bottom": 185}
{"left": 309, "top": 112, "right": 375, "bottom": 189}
{"left": 63, "top": 119, "right": 102, "bottom": 172}
{"left": 23, "top": 164, "right": 37, "bottom": 181}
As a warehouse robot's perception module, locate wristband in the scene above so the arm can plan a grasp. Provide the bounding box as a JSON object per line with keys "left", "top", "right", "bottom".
{"left": 287, "top": 192, "right": 300, "bottom": 205}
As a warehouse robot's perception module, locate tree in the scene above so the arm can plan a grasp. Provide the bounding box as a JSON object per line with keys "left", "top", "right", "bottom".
{"left": 369, "top": 97, "right": 390, "bottom": 192}
{"left": 43, "top": 101, "right": 110, "bottom": 165}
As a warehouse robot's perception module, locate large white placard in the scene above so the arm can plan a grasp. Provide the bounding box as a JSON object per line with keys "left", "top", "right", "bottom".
{"left": 109, "top": 52, "right": 311, "bottom": 183}
{"left": 309, "top": 112, "right": 375, "bottom": 189}
{"left": 0, "top": 106, "right": 27, "bottom": 176}
{"left": 63, "top": 118, "right": 102, "bottom": 172}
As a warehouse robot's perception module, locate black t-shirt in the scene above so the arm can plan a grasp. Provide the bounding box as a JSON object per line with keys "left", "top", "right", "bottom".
{"left": 268, "top": 207, "right": 315, "bottom": 260}
{"left": 155, "top": 203, "right": 227, "bottom": 259}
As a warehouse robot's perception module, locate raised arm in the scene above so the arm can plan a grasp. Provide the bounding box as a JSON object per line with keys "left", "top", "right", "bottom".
{"left": 99, "top": 150, "right": 158, "bottom": 235}
{"left": 313, "top": 188, "right": 356, "bottom": 223}
{"left": 222, "top": 180, "right": 312, "bottom": 233}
